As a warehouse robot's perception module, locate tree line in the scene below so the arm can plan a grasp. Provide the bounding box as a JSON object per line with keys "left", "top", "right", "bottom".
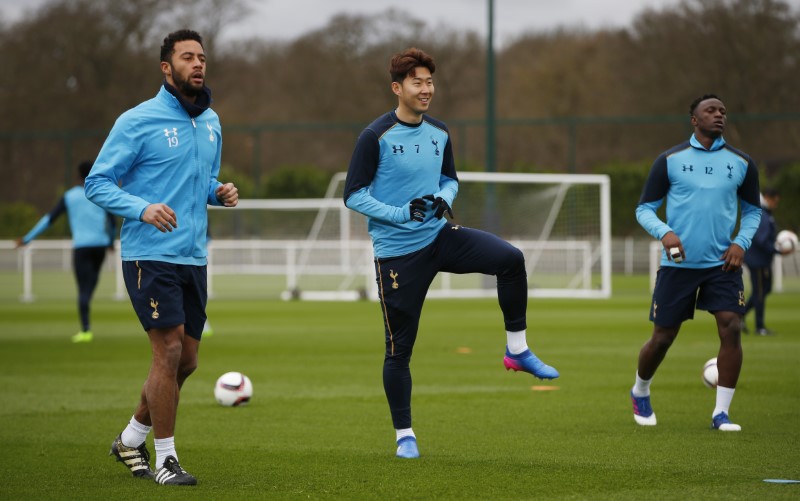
{"left": 1, "top": 0, "right": 798, "bottom": 237}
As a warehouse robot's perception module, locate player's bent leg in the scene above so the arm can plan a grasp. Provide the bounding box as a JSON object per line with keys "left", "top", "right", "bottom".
{"left": 631, "top": 326, "right": 678, "bottom": 426}
{"left": 436, "top": 227, "right": 560, "bottom": 380}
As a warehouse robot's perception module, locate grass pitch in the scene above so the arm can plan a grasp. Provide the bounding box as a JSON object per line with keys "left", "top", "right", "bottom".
{"left": 0, "top": 274, "right": 798, "bottom": 500}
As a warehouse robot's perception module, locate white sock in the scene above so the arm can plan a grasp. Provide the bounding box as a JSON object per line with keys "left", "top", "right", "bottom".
{"left": 120, "top": 416, "right": 151, "bottom": 448}
{"left": 632, "top": 372, "right": 652, "bottom": 397}
{"left": 506, "top": 330, "right": 528, "bottom": 355}
{"left": 154, "top": 436, "right": 177, "bottom": 468}
{"left": 395, "top": 428, "right": 415, "bottom": 442}
{"left": 713, "top": 386, "right": 736, "bottom": 418}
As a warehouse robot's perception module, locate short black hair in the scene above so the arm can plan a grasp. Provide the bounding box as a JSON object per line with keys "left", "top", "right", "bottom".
{"left": 389, "top": 48, "right": 436, "bottom": 84}
{"left": 689, "top": 94, "right": 721, "bottom": 115}
{"left": 762, "top": 187, "right": 780, "bottom": 198}
{"left": 77, "top": 160, "right": 93, "bottom": 179}
{"left": 160, "top": 29, "right": 203, "bottom": 63}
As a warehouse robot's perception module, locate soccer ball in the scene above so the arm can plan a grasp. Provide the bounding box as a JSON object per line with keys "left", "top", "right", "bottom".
{"left": 702, "top": 358, "right": 718, "bottom": 389}
{"left": 214, "top": 371, "right": 253, "bottom": 407}
{"left": 775, "top": 230, "right": 798, "bottom": 253}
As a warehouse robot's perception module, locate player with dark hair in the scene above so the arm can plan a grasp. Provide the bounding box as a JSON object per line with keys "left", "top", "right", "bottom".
{"left": 743, "top": 187, "right": 791, "bottom": 335}
{"left": 86, "top": 29, "right": 238, "bottom": 485}
{"left": 16, "top": 160, "right": 116, "bottom": 343}
{"left": 631, "top": 94, "right": 761, "bottom": 432}
{"left": 344, "top": 47, "right": 559, "bottom": 459}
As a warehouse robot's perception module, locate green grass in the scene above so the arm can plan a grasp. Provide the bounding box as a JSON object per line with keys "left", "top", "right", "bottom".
{"left": 1, "top": 274, "right": 799, "bottom": 500}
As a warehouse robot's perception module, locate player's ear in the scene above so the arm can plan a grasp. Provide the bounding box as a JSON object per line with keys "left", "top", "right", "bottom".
{"left": 160, "top": 61, "right": 171, "bottom": 78}
{"left": 391, "top": 81, "right": 402, "bottom": 97}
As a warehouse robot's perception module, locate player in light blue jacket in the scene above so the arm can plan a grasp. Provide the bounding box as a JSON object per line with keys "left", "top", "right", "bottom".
{"left": 17, "top": 160, "right": 116, "bottom": 343}
{"left": 630, "top": 94, "right": 761, "bottom": 432}
{"left": 86, "top": 30, "right": 238, "bottom": 486}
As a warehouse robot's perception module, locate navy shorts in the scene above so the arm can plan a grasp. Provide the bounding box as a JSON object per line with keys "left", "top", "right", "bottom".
{"left": 375, "top": 223, "right": 527, "bottom": 357}
{"left": 122, "top": 260, "right": 208, "bottom": 340}
{"left": 649, "top": 266, "right": 746, "bottom": 327}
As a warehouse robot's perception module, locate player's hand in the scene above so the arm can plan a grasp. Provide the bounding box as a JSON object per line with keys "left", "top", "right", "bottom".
{"left": 422, "top": 194, "right": 454, "bottom": 219}
{"left": 216, "top": 182, "right": 239, "bottom": 207}
{"left": 721, "top": 244, "right": 745, "bottom": 272}
{"left": 142, "top": 203, "right": 177, "bottom": 232}
{"left": 661, "top": 231, "right": 684, "bottom": 263}
{"left": 14, "top": 237, "right": 25, "bottom": 249}
{"left": 409, "top": 197, "right": 427, "bottom": 222}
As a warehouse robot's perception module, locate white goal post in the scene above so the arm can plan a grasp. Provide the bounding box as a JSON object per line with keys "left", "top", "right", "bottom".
{"left": 4, "top": 172, "right": 613, "bottom": 302}
{"left": 207, "top": 171, "right": 612, "bottom": 300}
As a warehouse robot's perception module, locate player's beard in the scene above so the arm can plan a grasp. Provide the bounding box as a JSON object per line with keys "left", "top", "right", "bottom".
{"left": 171, "top": 66, "right": 204, "bottom": 98}
{"left": 701, "top": 124, "right": 724, "bottom": 139}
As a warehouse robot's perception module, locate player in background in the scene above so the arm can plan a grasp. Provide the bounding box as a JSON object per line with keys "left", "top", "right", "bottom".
{"left": 86, "top": 29, "right": 238, "bottom": 485}
{"left": 344, "top": 47, "right": 559, "bottom": 459}
{"left": 743, "top": 187, "right": 791, "bottom": 335}
{"left": 16, "top": 160, "right": 116, "bottom": 343}
{"left": 631, "top": 94, "right": 761, "bottom": 432}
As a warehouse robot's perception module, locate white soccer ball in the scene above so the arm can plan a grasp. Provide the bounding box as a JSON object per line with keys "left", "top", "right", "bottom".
{"left": 702, "top": 358, "right": 718, "bottom": 389}
{"left": 775, "top": 230, "right": 798, "bottom": 253}
{"left": 214, "top": 371, "right": 253, "bottom": 407}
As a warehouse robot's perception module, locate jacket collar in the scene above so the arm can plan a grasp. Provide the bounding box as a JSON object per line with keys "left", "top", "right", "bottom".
{"left": 690, "top": 134, "right": 725, "bottom": 152}
{"left": 160, "top": 81, "right": 212, "bottom": 118}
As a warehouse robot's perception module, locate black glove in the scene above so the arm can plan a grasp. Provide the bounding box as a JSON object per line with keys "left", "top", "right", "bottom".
{"left": 422, "top": 194, "right": 454, "bottom": 219}
{"left": 409, "top": 197, "right": 427, "bottom": 222}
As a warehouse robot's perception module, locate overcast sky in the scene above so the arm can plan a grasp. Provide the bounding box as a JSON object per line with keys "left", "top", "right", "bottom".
{"left": 3, "top": 0, "right": 800, "bottom": 47}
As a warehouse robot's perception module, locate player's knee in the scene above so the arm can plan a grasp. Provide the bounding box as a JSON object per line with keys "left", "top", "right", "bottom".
{"left": 178, "top": 360, "right": 198, "bottom": 381}
{"left": 497, "top": 246, "right": 526, "bottom": 280}
{"left": 717, "top": 317, "right": 742, "bottom": 341}
{"left": 384, "top": 347, "right": 412, "bottom": 368}
{"left": 651, "top": 327, "right": 678, "bottom": 350}
{"left": 653, "top": 337, "right": 674, "bottom": 351}
{"left": 150, "top": 333, "right": 184, "bottom": 369}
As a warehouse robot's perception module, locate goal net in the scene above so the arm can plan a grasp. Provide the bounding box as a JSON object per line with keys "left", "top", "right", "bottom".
{"left": 206, "top": 171, "right": 611, "bottom": 300}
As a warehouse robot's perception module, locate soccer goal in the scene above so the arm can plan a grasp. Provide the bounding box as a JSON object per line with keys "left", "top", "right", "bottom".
{"left": 206, "top": 171, "right": 612, "bottom": 300}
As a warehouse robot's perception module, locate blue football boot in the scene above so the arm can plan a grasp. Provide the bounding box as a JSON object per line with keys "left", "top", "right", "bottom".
{"left": 630, "top": 391, "right": 657, "bottom": 426}
{"left": 396, "top": 437, "right": 419, "bottom": 459}
{"left": 712, "top": 412, "right": 741, "bottom": 431}
{"left": 503, "top": 348, "right": 559, "bottom": 380}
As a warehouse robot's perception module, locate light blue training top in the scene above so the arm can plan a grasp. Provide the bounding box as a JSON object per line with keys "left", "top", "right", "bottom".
{"left": 22, "top": 185, "right": 115, "bottom": 249}
{"left": 636, "top": 134, "right": 761, "bottom": 269}
{"left": 86, "top": 86, "right": 224, "bottom": 266}
{"left": 343, "top": 111, "right": 458, "bottom": 259}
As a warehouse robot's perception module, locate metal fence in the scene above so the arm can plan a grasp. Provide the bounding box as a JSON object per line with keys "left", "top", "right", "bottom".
{"left": 3, "top": 112, "right": 800, "bottom": 211}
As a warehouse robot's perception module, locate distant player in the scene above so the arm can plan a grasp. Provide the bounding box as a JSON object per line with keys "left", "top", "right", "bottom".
{"left": 86, "top": 30, "right": 238, "bottom": 485}
{"left": 344, "top": 47, "right": 559, "bottom": 459}
{"left": 743, "top": 187, "right": 791, "bottom": 335}
{"left": 631, "top": 94, "right": 761, "bottom": 431}
{"left": 16, "top": 160, "right": 115, "bottom": 343}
